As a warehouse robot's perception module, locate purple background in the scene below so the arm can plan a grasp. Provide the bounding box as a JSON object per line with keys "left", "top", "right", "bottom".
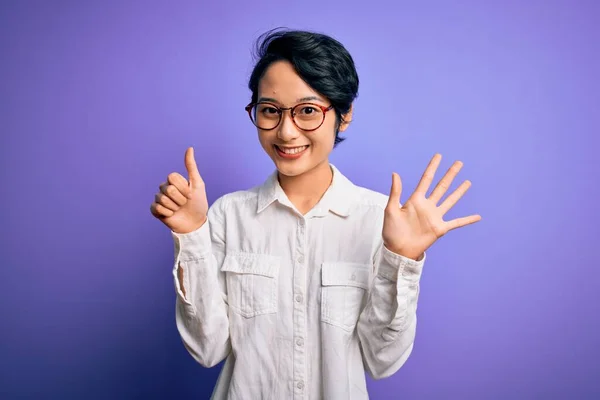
{"left": 1, "top": 1, "right": 598, "bottom": 399}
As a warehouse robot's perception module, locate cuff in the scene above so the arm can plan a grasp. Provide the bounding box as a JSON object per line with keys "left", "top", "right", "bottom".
{"left": 377, "top": 245, "right": 426, "bottom": 283}
{"left": 171, "top": 221, "right": 212, "bottom": 262}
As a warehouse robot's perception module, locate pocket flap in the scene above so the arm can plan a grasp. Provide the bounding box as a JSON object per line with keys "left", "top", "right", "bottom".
{"left": 221, "top": 252, "right": 279, "bottom": 278}
{"left": 321, "top": 262, "right": 371, "bottom": 290}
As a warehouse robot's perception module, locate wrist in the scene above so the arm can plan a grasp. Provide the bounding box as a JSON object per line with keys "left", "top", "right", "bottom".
{"left": 174, "top": 215, "right": 207, "bottom": 235}
{"left": 384, "top": 244, "right": 423, "bottom": 261}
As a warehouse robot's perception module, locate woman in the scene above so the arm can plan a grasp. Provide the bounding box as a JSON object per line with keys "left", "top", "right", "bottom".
{"left": 150, "top": 29, "right": 480, "bottom": 400}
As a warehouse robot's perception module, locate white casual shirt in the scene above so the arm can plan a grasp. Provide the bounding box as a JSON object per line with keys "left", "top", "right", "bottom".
{"left": 172, "top": 164, "right": 426, "bottom": 400}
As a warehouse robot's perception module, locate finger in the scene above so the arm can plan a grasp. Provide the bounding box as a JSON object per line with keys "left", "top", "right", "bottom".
{"left": 429, "top": 161, "right": 463, "bottom": 204}
{"left": 445, "top": 214, "right": 482, "bottom": 232}
{"left": 185, "top": 147, "right": 203, "bottom": 189}
{"left": 155, "top": 192, "right": 181, "bottom": 212}
{"left": 438, "top": 180, "right": 471, "bottom": 214}
{"left": 160, "top": 182, "right": 187, "bottom": 206}
{"left": 150, "top": 202, "right": 174, "bottom": 218}
{"left": 168, "top": 172, "right": 192, "bottom": 199}
{"left": 414, "top": 153, "right": 442, "bottom": 196}
{"left": 386, "top": 172, "right": 402, "bottom": 210}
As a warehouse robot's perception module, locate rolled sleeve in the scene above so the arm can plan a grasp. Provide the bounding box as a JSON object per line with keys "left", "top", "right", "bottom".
{"left": 377, "top": 245, "right": 426, "bottom": 283}
{"left": 171, "top": 222, "right": 212, "bottom": 305}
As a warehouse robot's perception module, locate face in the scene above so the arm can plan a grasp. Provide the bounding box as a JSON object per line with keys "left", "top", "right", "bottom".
{"left": 254, "top": 60, "right": 351, "bottom": 177}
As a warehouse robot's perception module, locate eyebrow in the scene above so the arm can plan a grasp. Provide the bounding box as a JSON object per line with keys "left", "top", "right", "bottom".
{"left": 257, "top": 96, "right": 324, "bottom": 104}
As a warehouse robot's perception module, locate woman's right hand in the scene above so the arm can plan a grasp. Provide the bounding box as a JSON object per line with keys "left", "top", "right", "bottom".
{"left": 150, "top": 147, "right": 209, "bottom": 234}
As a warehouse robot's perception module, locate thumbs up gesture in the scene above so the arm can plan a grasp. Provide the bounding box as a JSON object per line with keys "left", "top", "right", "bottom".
{"left": 150, "top": 147, "right": 209, "bottom": 234}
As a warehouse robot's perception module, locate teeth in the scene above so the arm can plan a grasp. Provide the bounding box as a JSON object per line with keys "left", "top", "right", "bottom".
{"left": 278, "top": 145, "right": 308, "bottom": 154}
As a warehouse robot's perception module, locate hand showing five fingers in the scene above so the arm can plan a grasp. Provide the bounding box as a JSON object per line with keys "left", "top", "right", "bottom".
{"left": 383, "top": 154, "right": 482, "bottom": 260}
{"left": 150, "top": 147, "right": 209, "bottom": 234}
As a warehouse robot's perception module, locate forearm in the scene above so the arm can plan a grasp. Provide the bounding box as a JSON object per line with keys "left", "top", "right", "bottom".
{"left": 175, "top": 257, "right": 231, "bottom": 368}
{"left": 172, "top": 222, "right": 231, "bottom": 368}
{"left": 178, "top": 265, "right": 187, "bottom": 298}
{"left": 357, "top": 244, "right": 425, "bottom": 379}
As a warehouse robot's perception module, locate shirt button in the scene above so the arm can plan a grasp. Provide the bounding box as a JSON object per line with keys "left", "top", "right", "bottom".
{"left": 296, "top": 338, "right": 304, "bottom": 347}
{"left": 295, "top": 294, "right": 303, "bottom": 303}
{"left": 297, "top": 381, "right": 304, "bottom": 390}
{"left": 297, "top": 256, "right": 304, "bottom": 264}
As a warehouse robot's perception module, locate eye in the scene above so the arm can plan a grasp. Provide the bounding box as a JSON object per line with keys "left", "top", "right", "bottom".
{"left": 259, "top": 105, "right": 279, "bottom": 115}
{"left": 298, "top": 106, "right": 317, "bottom": 115}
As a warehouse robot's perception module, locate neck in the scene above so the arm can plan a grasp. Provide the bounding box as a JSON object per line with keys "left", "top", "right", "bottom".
{"left": 278, "top": 161, "right": 333, "bottom": 213}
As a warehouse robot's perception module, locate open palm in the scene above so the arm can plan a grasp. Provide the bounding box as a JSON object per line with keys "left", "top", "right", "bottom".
{"left": 382, "top": 154, "right": 481, "bottom": 260}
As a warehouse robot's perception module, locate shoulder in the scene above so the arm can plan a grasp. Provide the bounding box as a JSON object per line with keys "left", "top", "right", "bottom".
{"left": 354, "top": 186, "right": 389, "bottom": 207}
{"left": 350, "top": 184, "right": 391, "bottom": 215}
{"left": 333, "top": 165, "right": 390, "bottom": 213}
{"left": 208, "top": 186, "right": 261, "bottom": 216}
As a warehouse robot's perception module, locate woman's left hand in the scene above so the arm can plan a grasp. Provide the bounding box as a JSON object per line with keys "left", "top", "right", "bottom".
{"left": 382, "top": 153, "right": 482, "bottom": 260}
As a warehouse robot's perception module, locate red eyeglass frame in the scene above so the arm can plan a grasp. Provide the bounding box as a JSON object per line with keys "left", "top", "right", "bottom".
{"left": 244, "top": 102, "right": 334, "bottom": 131}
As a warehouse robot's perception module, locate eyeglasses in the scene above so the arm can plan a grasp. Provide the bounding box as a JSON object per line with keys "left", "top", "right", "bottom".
{"left": 245, "top": 102, "right": 334, "bottom": 131}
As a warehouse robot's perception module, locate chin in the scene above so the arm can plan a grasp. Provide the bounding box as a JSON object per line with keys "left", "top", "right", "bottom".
{"left": 274, "top": 157, "right": 329, "bottom": 179}
{"left": 274, "top": 160, "right": 311, "bottom": 177}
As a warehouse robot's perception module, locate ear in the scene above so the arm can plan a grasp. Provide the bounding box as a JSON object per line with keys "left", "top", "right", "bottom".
{"left": 338, "top": 104, "right": 354, "bottom": 132}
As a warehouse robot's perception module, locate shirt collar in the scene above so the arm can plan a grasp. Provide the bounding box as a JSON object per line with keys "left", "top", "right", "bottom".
{"left": 256, "top": 164, "right": 356, "bottom": 217}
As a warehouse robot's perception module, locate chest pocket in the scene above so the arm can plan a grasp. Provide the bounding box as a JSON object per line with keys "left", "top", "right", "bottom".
{"left": 320, "top": 262, "right": 371, "bottom": 332}
{"left": 221, "top": 253, "right": 279, "bottom": 318}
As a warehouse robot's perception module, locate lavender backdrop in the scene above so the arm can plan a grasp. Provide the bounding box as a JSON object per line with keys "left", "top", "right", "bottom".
{"left": 1, "top": 1, "right": 598, "bottom": 399}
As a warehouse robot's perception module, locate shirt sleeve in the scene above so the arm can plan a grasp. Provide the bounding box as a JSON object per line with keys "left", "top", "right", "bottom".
{"left": 357, "top": 242, "right": 426, "bottom": 379}
{"left": 171, "top": 197, "right": 231, "bottom": 368}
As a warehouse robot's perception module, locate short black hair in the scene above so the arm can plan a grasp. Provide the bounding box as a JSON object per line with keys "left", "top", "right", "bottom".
{"left": 248, "top": 28, "right": 359, "bottom": 147}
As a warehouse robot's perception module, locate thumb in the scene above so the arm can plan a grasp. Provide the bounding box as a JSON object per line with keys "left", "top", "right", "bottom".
{"left": 386, "top": 172, "right": 402, "bottom": 209}
{"left": 184, "top": 147, "right": 202, "bottom": 189}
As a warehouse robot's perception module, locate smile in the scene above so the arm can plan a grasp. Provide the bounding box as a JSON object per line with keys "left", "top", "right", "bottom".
{"left": 274, "top": 145, "right": 310, "bottom": 159}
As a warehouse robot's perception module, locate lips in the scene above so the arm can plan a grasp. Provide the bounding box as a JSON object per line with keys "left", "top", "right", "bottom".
{"left": 274, "top": 144, "right": 310, "bottom": 159}
{"left": 275, "top": 145, "right": 309, "bottom": 154}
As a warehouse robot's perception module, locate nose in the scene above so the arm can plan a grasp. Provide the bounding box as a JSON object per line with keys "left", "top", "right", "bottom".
{"left": 277, "top": 110, "right": 300, "bottom": 142}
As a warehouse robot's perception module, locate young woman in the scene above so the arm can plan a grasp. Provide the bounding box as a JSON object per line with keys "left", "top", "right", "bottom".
{"left": 150, "top": 29, "right": 481, "bottom": 400}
